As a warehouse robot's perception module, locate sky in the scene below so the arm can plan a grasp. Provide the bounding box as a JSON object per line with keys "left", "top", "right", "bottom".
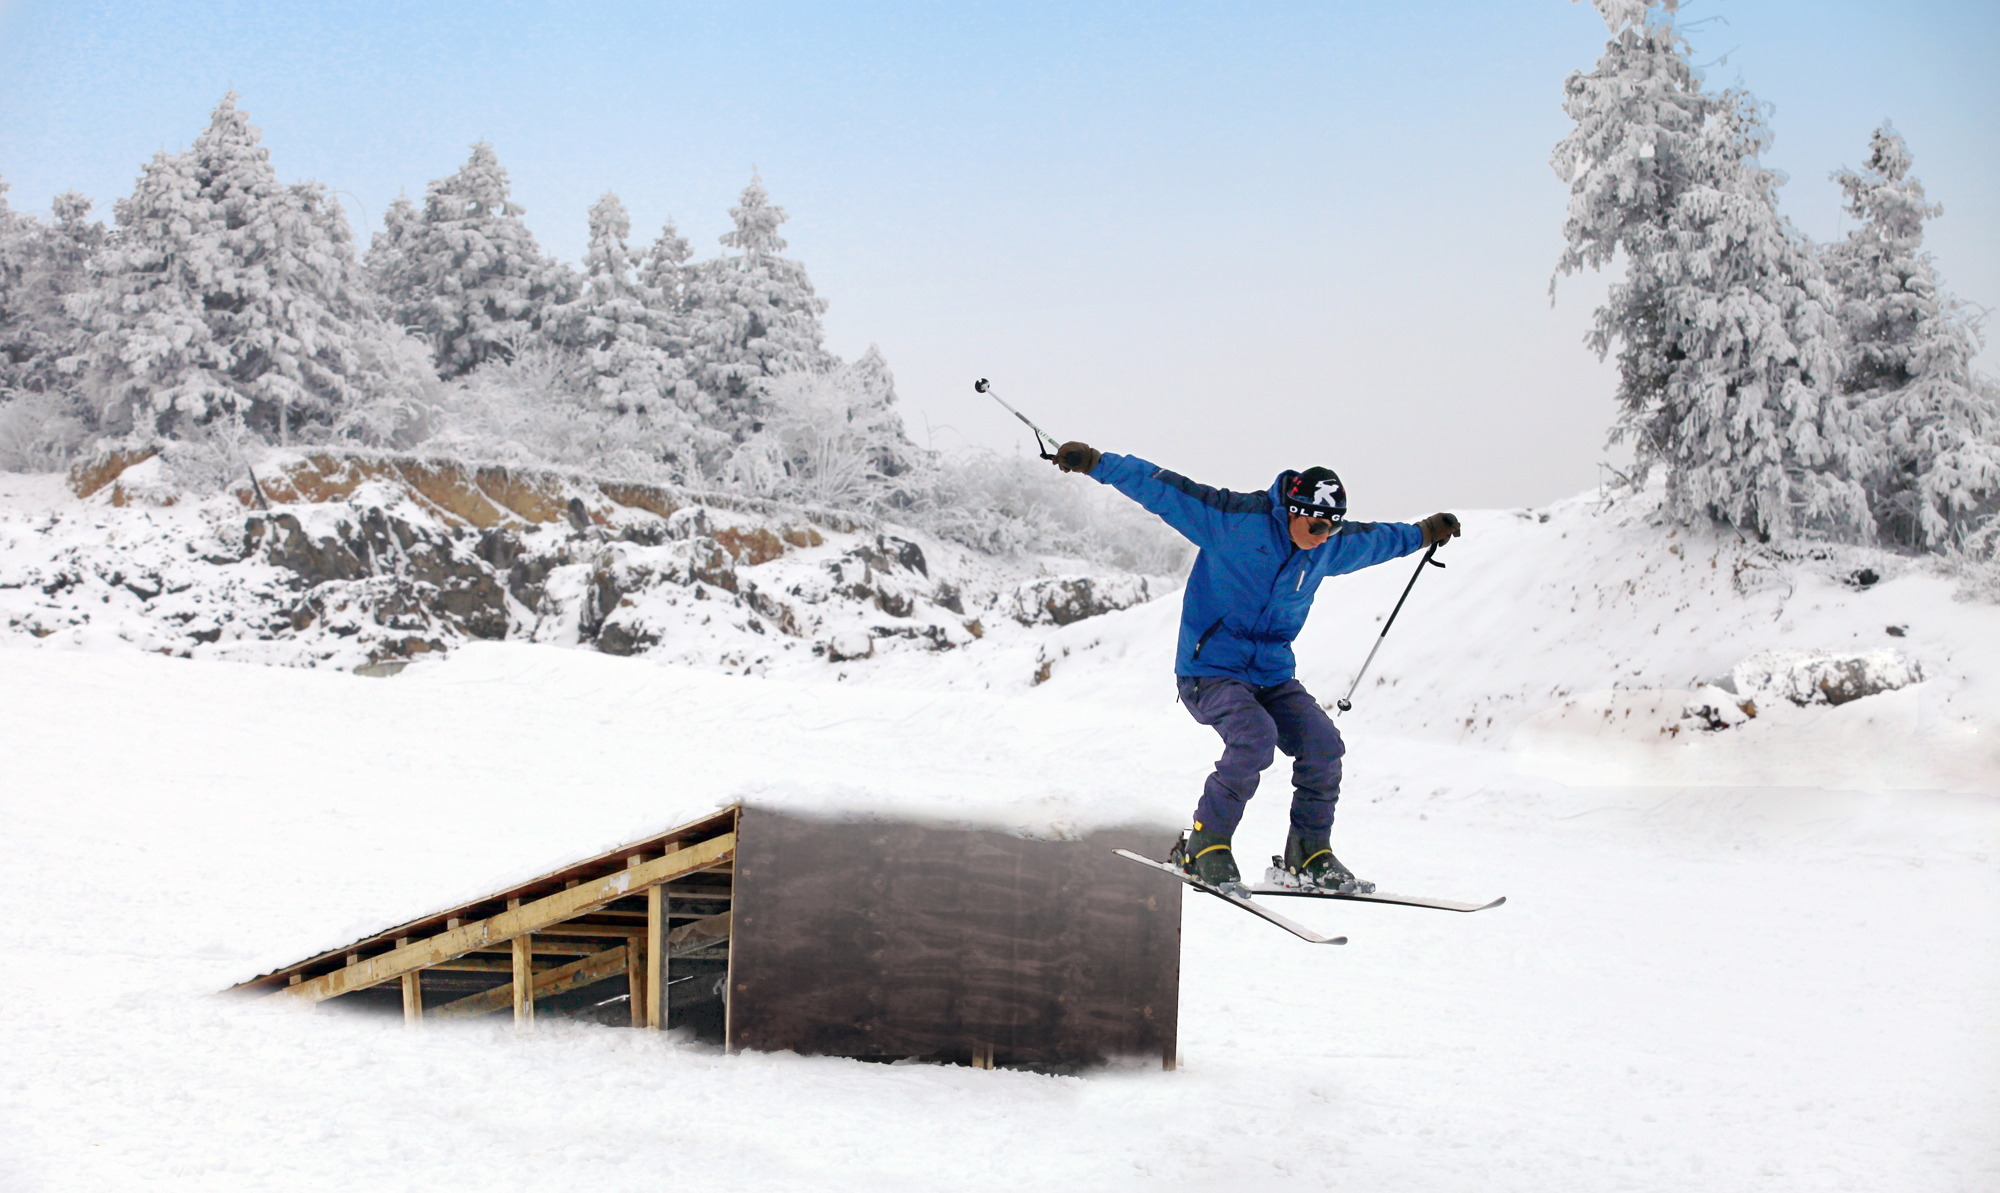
{"left": 2, "top": 0, "right": 1995, "bottom": 517}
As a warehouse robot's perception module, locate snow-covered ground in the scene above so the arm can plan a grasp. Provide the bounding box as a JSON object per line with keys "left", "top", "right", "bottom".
{"left": 2, "top": 481, "right": 1996, "bottom": 1191}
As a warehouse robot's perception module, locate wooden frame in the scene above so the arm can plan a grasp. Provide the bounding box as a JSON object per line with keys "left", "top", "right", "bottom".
{"left": 227, "top": 804, "right": 1181, "bottom": 1069}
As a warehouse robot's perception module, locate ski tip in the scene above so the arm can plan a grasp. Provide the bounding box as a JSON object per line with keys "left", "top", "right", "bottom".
{"left": 1482, "top": 896, "right": 1507, "bottom": 911}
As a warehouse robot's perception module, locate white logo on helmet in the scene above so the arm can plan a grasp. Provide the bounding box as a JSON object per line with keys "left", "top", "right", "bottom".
{"left": 1311, "top": 479, "right": 1344, "bottom": 509}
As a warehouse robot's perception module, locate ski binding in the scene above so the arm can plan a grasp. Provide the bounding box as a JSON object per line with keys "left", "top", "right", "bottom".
{"left": 1113, "top": 849, "right": 1346, "bottom": 945}
{"left": 1254, "top": 859, "right": 1505, "bottom": 913}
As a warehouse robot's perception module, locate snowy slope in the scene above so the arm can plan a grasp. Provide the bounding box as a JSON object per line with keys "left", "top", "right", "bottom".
{"left": 2, "top": 477, "right": 1997, "bottom": 1192}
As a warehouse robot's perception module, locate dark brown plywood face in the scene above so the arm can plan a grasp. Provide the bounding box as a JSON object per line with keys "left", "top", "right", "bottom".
{"left": 729, "top": 807, "right": 1180, "bottom": 1069}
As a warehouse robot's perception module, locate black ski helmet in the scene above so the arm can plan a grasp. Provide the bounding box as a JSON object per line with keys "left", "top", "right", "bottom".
{"left": 1284, "top": 467, "right": 1347, "bottom": 522}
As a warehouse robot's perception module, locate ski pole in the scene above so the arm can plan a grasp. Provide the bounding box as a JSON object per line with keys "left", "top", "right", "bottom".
{"left": 974, "top": 378, "right": 1060, "bottom": 461}
{"left": 1335, "top": 543, "right": 1444, "bottom": 714}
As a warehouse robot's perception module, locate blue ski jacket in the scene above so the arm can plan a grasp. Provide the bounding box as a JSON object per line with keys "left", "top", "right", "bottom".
{"left": 1089, "top": 452, "right": 1424, "bottom": 686}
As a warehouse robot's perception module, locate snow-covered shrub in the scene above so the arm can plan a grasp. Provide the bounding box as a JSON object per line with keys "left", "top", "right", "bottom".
{"left": 914, "top": 450, "right": 1190, "bottom": 576}
{"left": 0, "top": 390, "right": 89, "bottom": 470}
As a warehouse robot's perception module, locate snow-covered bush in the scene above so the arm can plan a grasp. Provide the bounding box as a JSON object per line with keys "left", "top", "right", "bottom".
{"left": 0, "top": 390, "right": 89, "bottom": 471}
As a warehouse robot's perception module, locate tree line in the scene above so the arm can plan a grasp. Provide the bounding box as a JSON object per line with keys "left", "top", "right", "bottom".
{"left": 0, "top": 95, "right": 1188, "bottom": 571}
{"left": 1555, "top": 0, "right": 2000, "bottom": 556}
{"left": 0, "top": 93, "right": 924, "bottom": 500}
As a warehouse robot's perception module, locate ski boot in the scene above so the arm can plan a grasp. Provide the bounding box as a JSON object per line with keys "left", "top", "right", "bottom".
{"left": 1266, "top": 826, "right": 1376, "bottom": 894}
{"left": 1171, "top": 823, "right": 1250, "bottom": 899}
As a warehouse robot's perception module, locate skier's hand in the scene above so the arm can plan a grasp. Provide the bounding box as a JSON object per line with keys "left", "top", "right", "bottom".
{"left": 1419, "top": 511, "right": 1461, "bottom": 547}
{"left": 1053, "top": 442, "right": 1100, "bottom": 475}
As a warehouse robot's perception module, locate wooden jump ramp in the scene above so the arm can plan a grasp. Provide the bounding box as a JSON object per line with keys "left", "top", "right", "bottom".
{"left": 230, "top": 805, "right": 1184, "bottom": 1071}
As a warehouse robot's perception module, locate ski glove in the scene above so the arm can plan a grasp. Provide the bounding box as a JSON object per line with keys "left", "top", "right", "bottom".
{"left": 1053, "top": 442, "right": 1101, "bottom": 475}
{"left": 1419, "top": 512, "right": 1461, "bottom": 547}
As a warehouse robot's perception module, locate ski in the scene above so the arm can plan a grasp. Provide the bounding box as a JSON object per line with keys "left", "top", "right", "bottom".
{"left": 1113, "top": 849, "right": 1346, "bottom": 945}
{"left": 1250, "top": 869, "right": 1505, "bottom": 913}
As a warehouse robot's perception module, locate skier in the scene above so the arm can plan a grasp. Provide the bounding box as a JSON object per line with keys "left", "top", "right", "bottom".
{"left": 1050, "top": 442, "right": 1460, "bottom": 896}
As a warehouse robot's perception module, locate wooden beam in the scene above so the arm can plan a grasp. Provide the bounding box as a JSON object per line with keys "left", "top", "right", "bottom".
{"left": 666, "top": 910, "right": 731, "bottom": 957}
{"left": 646, "top": 884, "right": 665, "bottom": 1028}
{"left": 509, "top": 897, "right": 533, "bottom": 1029}
{"left": 468, "top": 940, "right": 601, "bottom": 956}
{"left": 430, "top": 946, "right": 630, "bottom": 1021}
{"left": 646, "top": 843, "right": 676, "bottom": 1030}
{"left": 267, "top": 833, "right": 734, "bottom": 1006}
{"left": 399, "top": 938, "right": 422, "bottom": 1027}
{"left": 512, "top": 932, "right": 534, "bottom": 1027}
{"left": 626, "top": 934, "right": 645, "bottom": 1029}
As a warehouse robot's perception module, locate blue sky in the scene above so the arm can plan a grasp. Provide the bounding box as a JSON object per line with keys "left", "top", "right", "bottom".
{"left": 2, "top": 0, "right": 1994, "bottom": 515}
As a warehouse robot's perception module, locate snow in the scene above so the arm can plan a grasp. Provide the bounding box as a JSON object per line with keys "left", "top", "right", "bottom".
{"left": 2, "top": 477, "right": 1997, "bottom": 1190}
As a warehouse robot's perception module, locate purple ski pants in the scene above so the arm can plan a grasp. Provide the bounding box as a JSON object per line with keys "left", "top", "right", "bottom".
{"left": 1176, "top": 675, "right": 1344, "bottom": 840}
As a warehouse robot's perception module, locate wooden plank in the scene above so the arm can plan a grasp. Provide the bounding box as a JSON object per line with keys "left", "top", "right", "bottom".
{"left": 468, "top": 940, "right": 601, "bottom": 956}
{"left": 430, "top": 946, "right": 630, "bottom": 1021}
{"left": 626, "top": 934, "right": 645, "bottom": 1029}
{"left": 512, "top": 931, "right": 534, "bottom": 1027}
{"left": 399, "top": 937, "right": 422, "bottom": 1027}
{"left": 646, "top": 844, "right": 675, "bottom": 1030}
{"left": 269, "top": 833, "right": 734, "bottom": 1006}
{"left": 666, "top": 910, "right": 731, "bottom": 957}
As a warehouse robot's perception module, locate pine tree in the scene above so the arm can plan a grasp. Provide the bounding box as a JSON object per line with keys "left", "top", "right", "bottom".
{"left": 1824, "top": 125, "right": 2000, "bottom": 549}
{"left": 71, "top": 94, "right": 428, "bottom": 441}
{"left": 383, "top": 143, "right": 571, "bottom": 378}
{"left": 69, "top": 145, "right": 228, "bottom": 435}
{"left": 684, "top": 171, "right": 834, "bottom": 440}
{"left": 637, "top": 218, "right": 695, "bottom": 361}
{"left": 0, "top": 187, "right": 103, "bottom": 466}
{"left": 554, "top": 193, "right": 695, "bottom": 415}
{"left": 1552, "top": 0, "right": 1867, "bottom": 540}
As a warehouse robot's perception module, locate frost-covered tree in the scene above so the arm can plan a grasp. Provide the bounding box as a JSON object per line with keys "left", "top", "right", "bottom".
{"left": 0, "top": 186, "right": 103, "bottom": 467}
{"left": 1552, "top": 0, "right": 1868, "bottom": 541}
{"left": 684, "top": 171, "right": 834, "bottom": 440}
{"left": 376, "top": 143, "right": 572, "bottom": 378}
{"left": 538, "top": 193, "right": 720, "bottom": 481}
{"left": 70, "top": 94, "right": 428, "bottom": 442}
{"left": 1823, "top": 125, "right": 2000, "bottom": 549}
{"left": 551, "top": 193, "right": 683, "bottom": 413}
{"left": 1, "top": 187, "right": 102, "bottom": 398}
{"left": 638, "top": 218, "right": 695, "bottom": 360}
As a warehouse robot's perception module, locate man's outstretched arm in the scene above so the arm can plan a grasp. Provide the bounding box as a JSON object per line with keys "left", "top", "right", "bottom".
{"left": 1052, "top": 442, "right": 1261, "bottom": 550}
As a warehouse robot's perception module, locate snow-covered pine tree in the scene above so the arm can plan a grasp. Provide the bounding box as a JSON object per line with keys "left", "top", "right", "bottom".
{"left": 67, "top": 144, "right": 228, "bottom": 436}
{"left": 553, "top": 193, "right": 680, "bottom": 414}
{"left": 840, "top": 344, "right": 923, "bottom": 491}
{"left": 0, "top": 187, "right": 103, "bottom": 467}
{"left": 386, "top": 143, "right": 572, "bottom": 378}
{"left": 684, "top": 171, "right": 834, "bottom": 441}
{"left": 1824, "top": 124, "right": 2000, "bottom": 550}
{"left": 638, "top": 218, "right": 695, "bottom": 362}
{"left": 1552, "top": 0, "right": 1869, "bottom": 541}
{"left": 71, "top": 94, "right": 428, "bottom": 443}
{"left": 362, "top": 191, "right": 419, "bottom": 312}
